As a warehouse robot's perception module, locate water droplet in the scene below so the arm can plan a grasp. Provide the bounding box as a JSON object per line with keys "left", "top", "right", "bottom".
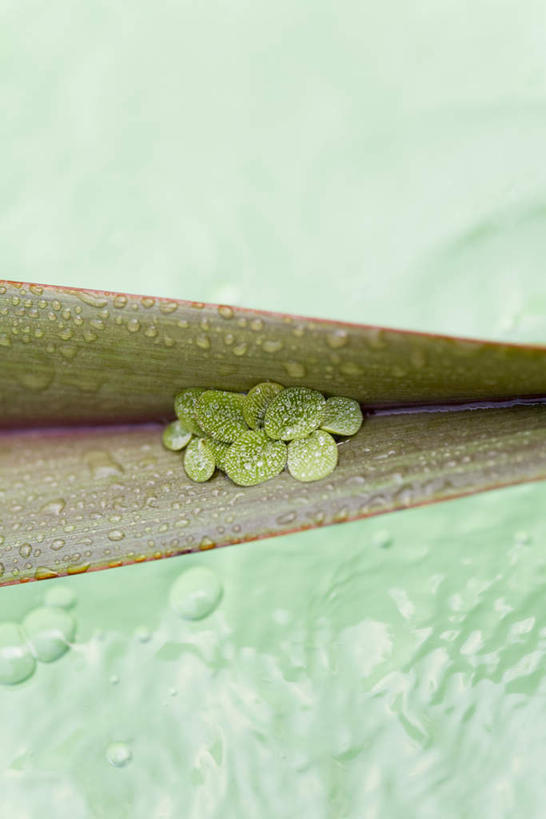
{"left": 108, "top": 530, "right": 125, "bottom": 542}
{"left": 44, "top": 584, "right": 77, "bottom": 609}
{"left": 232, "top": 342, "right": 247, "bottom": 356}
{"left": 19, "top": 543, "right": 32, "bottom": 559}
{"left": 283, "top": 361, "right": 306, "bottom": 378}
{"left": 106, "top": 742, "right": 132, "bottom": 768}
{"left": 372, "top": 530, "right": 392, "bottom": 549}
{"left": 141, "top": 297, "right": 155, "bottom": 309}
{"left": 50, "top": 539, "right": 66, "bottom": 551}
{"left": 127, "top": 318, "right": 140, "bottom": 333}
{"left": 40, "top": 498, "right": 66, "bottom": 516}
{"left": 276, "top": 510, "right": 297, "bottom": 525}
{"left": 0, "top": 623, "right": 36, "bottom": 685}
{"left": 327, "top": 329, "right": 348, "bottom": 349}
{"left": 85, "top": 450, "right": 124, "bottom": 479}
{"left": 159, "top": 301, "right": 178, "bottom": 314}
{"left": 113, "top": 295, "right": 127, "bottom": 309}
{"left": 67, "top": 563, "right": 90, "bottom": 575}
{"left": 218, "top": 305, "right": 234, "bottom": 319}
{"left": 195, "top": 333, "right": 211, "bottom": 350}
{"left": 59, "top": 344, "right": 78, "bottom": 360}
{"left": 340, "top": 361, "right": 363, "bottom": 376}
{"left": 169, "top": 566, "right": 223, "bottom": 620}
{"left": 35, "top": 567, "right": 61, "bottom": 579}
{"left": 199, "top": 536, "right": 215, "bottom": 551}
{"left": 263, "top": 339, "right": 283, "bottom": 353}
{"left": 14, "top": 355, "right": 55, "bottom": 391}
{"left": 76, "top": 292, "right": 108, "bottom": 308}
{"left": 22, "top": 606, "right": 76, "bottom": 662}
{"left": 250, "top": 318, "right": 263, "bottom": 331}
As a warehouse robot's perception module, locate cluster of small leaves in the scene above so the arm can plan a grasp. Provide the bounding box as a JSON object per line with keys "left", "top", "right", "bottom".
{"left": 162, "top": 383, "right": 364, "bottom": 486}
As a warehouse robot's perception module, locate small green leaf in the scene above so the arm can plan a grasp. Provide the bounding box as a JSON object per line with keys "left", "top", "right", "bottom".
{"left": 264, "top": 387, "right": 326, "bottom": 441}
{"left": 162, "top": 420, "right": 192, "bottom": 451}
{"left": 320, "top": 396, "right": 363, "bottom": 436}
{"left": 183, "top": 438, "right": 216, "bottom": 482}
{"left": 224, "top": 430, "right": 287, "bottom": 486}
{"left": 243, "top": 382, "right": 284, "bottom": 429}
{"left": 174, "top": 389, "right": 206, "bottom": 435}
{"left": 287, "top": 429, "right": 338, "bottom": 482}
{"left": 196, "top": 390, "right": 248, "bottom": 442}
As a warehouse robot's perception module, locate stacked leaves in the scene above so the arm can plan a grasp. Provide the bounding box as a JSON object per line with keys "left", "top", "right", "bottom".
{"left": 163, "top": 384, "right": 363, "bottom": 485}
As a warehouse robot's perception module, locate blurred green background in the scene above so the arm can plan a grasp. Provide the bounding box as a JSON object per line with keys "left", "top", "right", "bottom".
{"left": 1, "top": 1, "right": 545, "bottom": 817}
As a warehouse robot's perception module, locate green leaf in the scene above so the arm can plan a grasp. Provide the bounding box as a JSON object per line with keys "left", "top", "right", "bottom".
{"left": 0, "top": 280, "right": 545, "bottom": 587}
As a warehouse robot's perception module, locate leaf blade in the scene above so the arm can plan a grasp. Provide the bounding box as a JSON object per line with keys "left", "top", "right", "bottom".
{"left": 1, "top": 404, "right": 544, "bottom": 586}
{"left": 1, "top": 280, "right": 545, "bottom": 428}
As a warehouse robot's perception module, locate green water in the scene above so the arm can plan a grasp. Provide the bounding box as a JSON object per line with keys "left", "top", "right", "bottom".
{"left": 1, "top": 2, "right": 546, "bottom": 816}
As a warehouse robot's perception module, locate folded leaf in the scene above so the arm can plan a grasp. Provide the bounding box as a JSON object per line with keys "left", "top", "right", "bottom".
{"left": 0, "top": 280, "right": 545, "bottom": 586}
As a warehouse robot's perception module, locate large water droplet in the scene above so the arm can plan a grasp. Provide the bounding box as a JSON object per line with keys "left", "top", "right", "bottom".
{"left": 169, "top": 566, "right": 223, "bottom": 620}
{"left": 85, "top": 450, "right": 124, "bottom": 479}
{"left": 40, "top": 498, "right": 66, "bottom": 515}
{"left": 0, "top": 623, "right": 36, "bottom": 685}
{"left": 44, "top": 584, "right": 77, "bottom": 609}
{"left": 77, "top": 292, "right": 108, "bottom": 309}
{"left": 22, "top": 606, "right": 76, "bottom": 662}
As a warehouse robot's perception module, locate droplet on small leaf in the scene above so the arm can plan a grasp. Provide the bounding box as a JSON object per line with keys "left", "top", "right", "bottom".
{"left": 287, "top": 429, "right": 338, "bottom": 482}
